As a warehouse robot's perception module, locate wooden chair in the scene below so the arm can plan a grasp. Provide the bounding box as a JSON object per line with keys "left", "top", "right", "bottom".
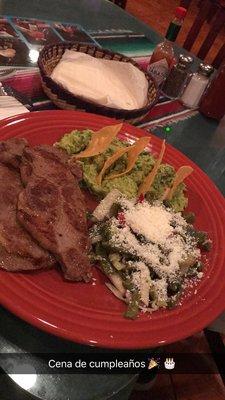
{"left": 213, "top": 42, "right": 225, "bottom": 68}
{"left": 182, "top": 0, "right": 225, "bottom": 67}
{"left": 110, "top": 0, "right": 127, "bottom": 8}
{"left": 180, "top": 0, "right": 221, "bottom": 21}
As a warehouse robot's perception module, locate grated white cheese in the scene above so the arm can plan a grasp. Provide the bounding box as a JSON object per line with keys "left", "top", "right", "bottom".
{"left": 93, "top": 197, "right": 205, "bottom": 312}
{"left": 108, "top": 200, "right": 202, "bottom": 309}
{"left": 125, "top": 203, "right": 173, "bottom": 244}
{"left": 110, "top": 221, "right": 163, "bottom": 270}
{"left": 111, "top": 203, "right": 200, "bottom": 279}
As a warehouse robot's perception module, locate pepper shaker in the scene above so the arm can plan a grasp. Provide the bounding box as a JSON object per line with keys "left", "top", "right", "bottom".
{"left": 181, "top": 63, "right": 214, "bottom": 109}
{"left": 162, "top": 54, "right": 193, "bottom": 99}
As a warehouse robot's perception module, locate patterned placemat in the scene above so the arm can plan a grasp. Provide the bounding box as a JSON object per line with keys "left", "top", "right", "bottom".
{"left": 3, "top": 68, "right": 197, "bottom": 130}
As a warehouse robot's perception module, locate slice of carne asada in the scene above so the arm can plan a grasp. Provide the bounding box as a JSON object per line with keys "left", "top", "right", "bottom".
{"left": 0, "top": 163, "right": 55, "bottom": 271}
{"left": 17, "top": 145, "right": 92, "bottom": 282}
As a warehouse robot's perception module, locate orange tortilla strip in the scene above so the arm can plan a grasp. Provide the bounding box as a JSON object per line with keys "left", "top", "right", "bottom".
{"left": 138, "top": 140, "right": 166, "bottom": 196}
{"left": 166, "top": 166, "right": 193, "bottom": 200}
{"left": 74, "top": 123, "right": 122, "bottom": 159}
{"left": 96, "top": 146, "right": 132, "bottom": 185}
{"left": 96, "top": 136, "right": 151, "bottom": 185}
{"left": 107, "top": 137, "right": 151, "bottom": 180}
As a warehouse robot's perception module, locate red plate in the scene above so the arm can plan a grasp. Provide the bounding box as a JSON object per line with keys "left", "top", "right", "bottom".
{"left": 0, "top": 110, "right": 224, "bottom": 349}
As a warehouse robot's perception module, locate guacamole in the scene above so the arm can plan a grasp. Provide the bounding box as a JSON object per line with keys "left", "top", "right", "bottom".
{"left": 56, "top": 130, "right": 188, "bottom": 212}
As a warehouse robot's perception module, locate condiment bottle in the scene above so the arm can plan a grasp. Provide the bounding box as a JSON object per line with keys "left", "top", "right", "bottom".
{"left": 162, "top": 54, "right": 193, "bottom": 99}
{"left": 181, "top": 63, "right": 214, "bottom": 109}
{"left": 200, "top": 60, "right": 225, "bottom": 120}
{"left": 148, "top": 7, "right": 187, "bottom": 85}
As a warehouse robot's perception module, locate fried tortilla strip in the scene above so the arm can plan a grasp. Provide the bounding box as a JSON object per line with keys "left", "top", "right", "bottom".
{"left": 107, "top": 137, "right": 151, "bottom": 180}
{"left": 166, "top": 166, "right": 193, "bottom": 200}
{"left": 74, "top": 123, "right": 122, "bottom": 159}
{"left": 138, "top": 139, "right": 166, "bottom": 196}
{"left": 96, "top": 136, "right": 150, "bottom": 185}
{"left": 96, "top": 146, "right": 130, "bottom": 185}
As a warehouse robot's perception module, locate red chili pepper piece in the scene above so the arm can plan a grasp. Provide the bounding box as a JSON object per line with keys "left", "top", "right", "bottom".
{"left": 137, "top": 193, "right": 145, "bottom": 203}
{"left": 117, "top": 212, "right": 125, "bottom": 225}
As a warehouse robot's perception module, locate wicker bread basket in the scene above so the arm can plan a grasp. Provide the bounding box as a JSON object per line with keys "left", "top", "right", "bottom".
{"left": 38, "top": 42, "right": 158, "bottom": 124}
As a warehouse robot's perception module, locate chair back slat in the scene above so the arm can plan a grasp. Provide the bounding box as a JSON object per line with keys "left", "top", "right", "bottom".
{"left": 197, "top": 7, "right": 225, "bottom": 60}
{"left": 183, "top": 0, "right": 212, "bottom": 51}
{"left": 213, "top": 43, "right": 225, "bottom": 69}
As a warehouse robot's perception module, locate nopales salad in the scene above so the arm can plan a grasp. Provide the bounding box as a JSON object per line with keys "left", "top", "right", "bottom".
{"left": 90, "top": 190, "right": 211, "bottom": 319}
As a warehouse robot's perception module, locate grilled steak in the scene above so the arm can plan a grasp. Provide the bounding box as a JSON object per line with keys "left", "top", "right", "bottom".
{"left": 17, "top": 145, "right": 92, "bottom": 282}
{"left": 0, "top": 163, "right": 55, "bottom": 271}
{"left": 0, "top": 137, "right": 83, "bottom": 180}
{"left": 0, "top": 137, "right": 28, "bottom": 169}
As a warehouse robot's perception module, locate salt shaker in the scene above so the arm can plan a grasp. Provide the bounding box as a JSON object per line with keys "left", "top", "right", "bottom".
{"left": 162, "top": 54, "right": 193, "bottom": 98}
{"left": 181, "top": 63, "right": 214, "bottom": 109}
